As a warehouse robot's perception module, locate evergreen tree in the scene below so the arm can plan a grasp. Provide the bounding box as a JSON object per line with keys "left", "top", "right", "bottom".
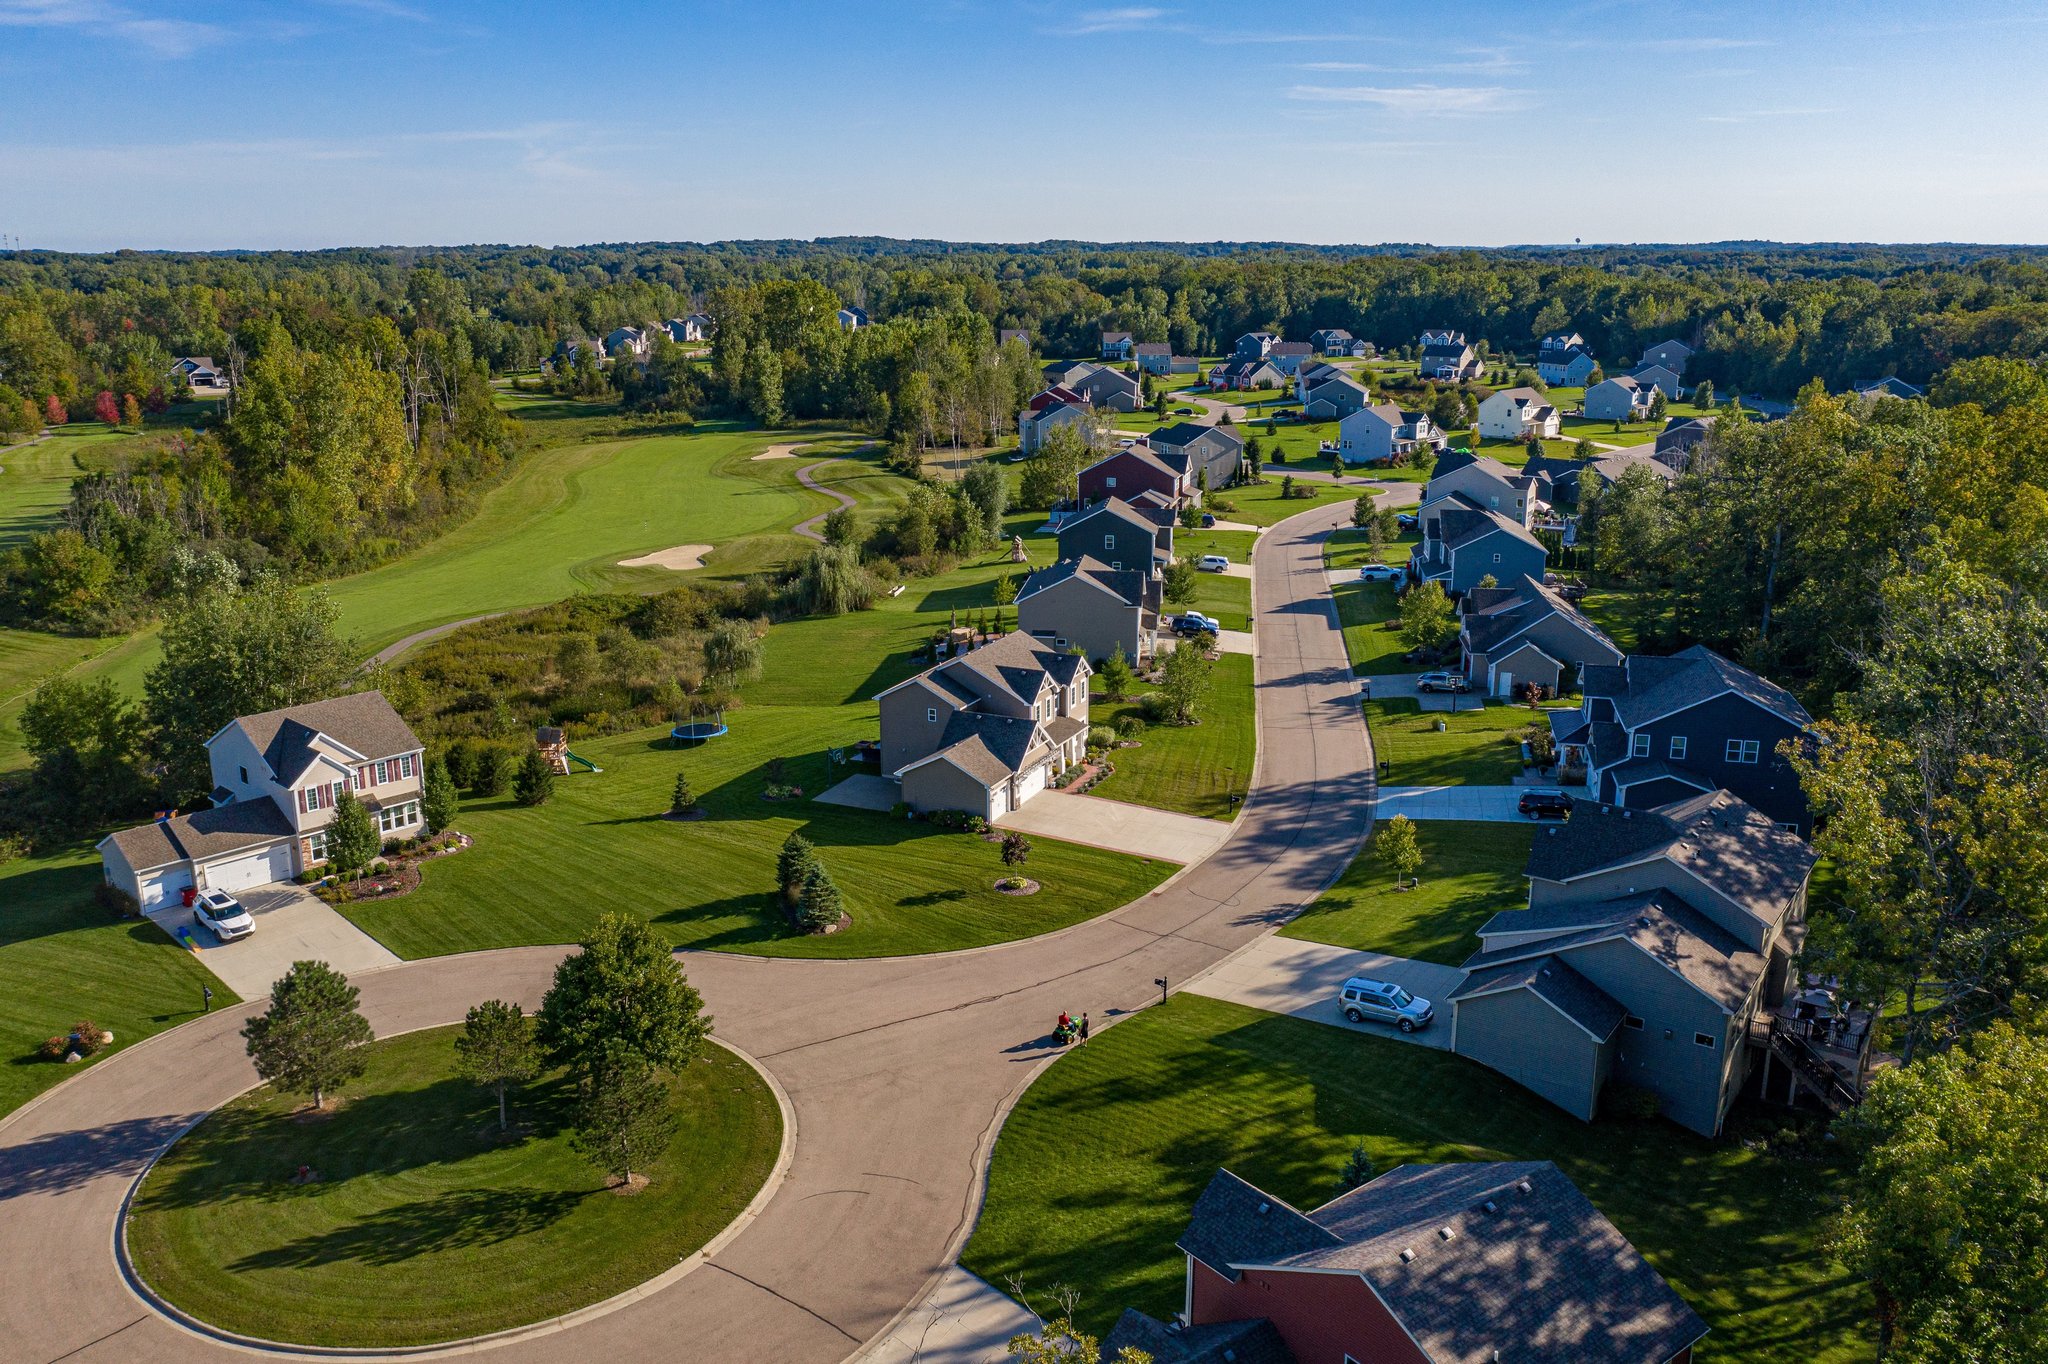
{"left": 242, "top": 960, "right": 374, "bottom": 1111}
{"left": 326, "top": 790, "right": 380, "bottom": 873}
{"left": 777, "top": 832, "right": 821, "bottom": 907}
{"left": 537, "top": 912, "right": 709, "bottom": 1083}
{"left": 1097, "top": 643, "right": 1135, "bottom": 701}
{"left": 670, "top": 771, "right": 697, "bottom": 815}
{"left": 421, "top": 756, "right": 459, "bottom": 834}
{"left": 798, "top": 861, "right": 845, "bottom": 932}
{"left": 514, "top": 748, "right": 556, "bottom": 806}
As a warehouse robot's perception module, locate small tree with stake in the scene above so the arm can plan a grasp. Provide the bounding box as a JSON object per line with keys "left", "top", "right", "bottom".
{"left": 242, "top": 960, "right": 374, "bottom": 1112}
{"left": 669, "top": 771, "right": 697, "bottom": 817}
{"left": 455, "top": 999, "right": 539, "bottom": 1133}
{"left": 1375, "top": 814, "right": 1423, "bottom": 887}
{"left": 1000, "top": 831, "right": 1032, "bottom": 886}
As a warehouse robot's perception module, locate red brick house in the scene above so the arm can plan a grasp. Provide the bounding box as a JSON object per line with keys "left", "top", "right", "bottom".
{"left": 1078, "top": 446, "right": 1189, "bottom": 508}
{"left": 1105, "top": 1162, "right": 1706, "bottom": 1364}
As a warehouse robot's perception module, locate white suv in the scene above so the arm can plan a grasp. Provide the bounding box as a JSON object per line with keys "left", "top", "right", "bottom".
{"left": 1198, "top": 554, "right": 1230, "bottom": 572}
{"left": 1337, "top": 976, "right": 1434, "bottom": 1032}
{"left": 193, "top": 889, "right": 255, "bottom": 942}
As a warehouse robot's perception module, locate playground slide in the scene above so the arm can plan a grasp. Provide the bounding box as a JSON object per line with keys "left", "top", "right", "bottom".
{"left": 564, "top": 749, "right": 603, "bottom": 774}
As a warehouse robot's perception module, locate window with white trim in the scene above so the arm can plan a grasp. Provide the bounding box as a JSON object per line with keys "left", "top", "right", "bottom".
{"left": 306, "top": 830, "right": 330, "bottom": 862}
{"left": 398, "top": 754, "right": 415, "bottom": 779}
{"left": 375, "top": 759, "right": 389, "bottom": 785}
{"left": 1631, "top": 732, "right": 1651, "bottom": 758}
{"left": 1668, "top": 736, "right": 1687, "bottom": 760}
{"left": 1103, "top": 534, "right": 1115, "bottom": 550}
{"left": 1694, "top": 1032, "right": 1716, "bottom": 1049}
{"left": 927, "top": 707, "right": 939, "bottom": 724}
{"left": 376, "top": 800, "right": 420, "bottom": 834}
{"left": 1726, "top": 738, "right": 1761, "bottom": 764}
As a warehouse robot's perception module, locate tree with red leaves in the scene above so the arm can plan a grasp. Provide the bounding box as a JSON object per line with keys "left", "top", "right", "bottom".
{"left": 94, "top": 390, "right": 120, "bottom": 425}
{"left": 143, "top": 385, "right": 169, "bottom": 415}
{"left": 43, "top": 395, "right": 66, "bottom": 426}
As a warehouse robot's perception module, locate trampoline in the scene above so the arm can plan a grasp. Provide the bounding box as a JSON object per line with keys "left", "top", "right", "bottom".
{"left": 670, "top": 721, "right": 729, "bottom": 745}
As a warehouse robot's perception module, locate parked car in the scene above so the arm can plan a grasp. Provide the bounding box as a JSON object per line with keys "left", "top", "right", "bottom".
{"left": 1174, "top": 406, "right": 1194, "bottom": 415}
{"left": 1518, "top": 790, "right": 1575, "bottom": 820}
{"left": 1200, "top": 512, "right": 1217, "bottom": 527}
{"left": 1397, "top": 512, "right": 1419, "bottom": 531}
{"left": 1357, "top": 563, "right": 1403, "bottom": 583}
{"left": 193, "top": 888, "right": 255, "bottom": 942}
{"left": 1337, "top": 976, "right": 1434, "bottom": 1033}
{"left": 1416, "top": 670, "right": 1470, "bottom": 694}
{"left": 1172, "top": 612, "right": 1221, "bottom": 637}
{"left": 1197, "top": 554, "right": 1230, "bottom": 573}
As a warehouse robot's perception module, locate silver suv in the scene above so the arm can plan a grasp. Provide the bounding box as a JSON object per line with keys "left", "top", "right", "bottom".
{"left": 1337, "top": 976, "right": 1434, "bottom": 1032}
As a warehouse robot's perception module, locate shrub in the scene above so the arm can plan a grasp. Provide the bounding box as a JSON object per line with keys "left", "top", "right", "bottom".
{"left": 1603, "top": 1083, "right": 1663, "bottom": 1122}
{"left": 1138, "top": 691, "right": 1176, "bottom": 724}
{"left": 39, "top": 1035, "right": 72, "bottom": 1061}
{"left": 67, "top": 1020, "right": 108, "bottom": 1056}
{"left": 93, "top": 881, "right": 139, "bottom": 918}
{"left": 962, "top": 814, "right": 988, "bottom": 835}
{"left": 889, "top": 801, "right": 911, "bottom": 819}
{"left": 1115, "top": 714, "right": 1146, "bottom": 739}
{"left": 1089, "top": 725, "right": 1119, "bottom": 749}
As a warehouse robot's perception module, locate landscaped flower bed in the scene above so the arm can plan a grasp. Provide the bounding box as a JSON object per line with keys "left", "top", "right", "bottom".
{"left": 311, "top": 831, "right": 470, "bottom": 905}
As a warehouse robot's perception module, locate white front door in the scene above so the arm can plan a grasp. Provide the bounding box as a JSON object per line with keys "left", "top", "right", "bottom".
{"left": 202, "top": 841, "right": 295, "bottom": 894}
{"left": 1496, "top": 669, "right": 1515, "bottom": 697}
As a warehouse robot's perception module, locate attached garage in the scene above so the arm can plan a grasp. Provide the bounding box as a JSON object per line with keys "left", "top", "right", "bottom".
{"left": 1012, "top": 761, "right": 1050, "bottom": 807}
{"left": 199, "top": 840, "right": 296, "bottom": 894}
{"left": 136, "top": 863, "right": 195, "bottom": 912}
{"left": 1451, "top": 956, "right": 1626, "bottom": 1123}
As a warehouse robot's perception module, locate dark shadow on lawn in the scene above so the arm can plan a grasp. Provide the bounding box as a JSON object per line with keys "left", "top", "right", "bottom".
{"left": 226, "top": 1185, "right": 587, "bottom": 1271}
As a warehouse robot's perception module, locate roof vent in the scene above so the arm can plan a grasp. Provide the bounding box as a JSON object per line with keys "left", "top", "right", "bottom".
{"left": 1636, "top": 916, "right": 1651, "bottom": 929}
{"left": 1539, "top": 967, "right": 1551, "bottom": 977}
{"left": 1621, "top": 809, "right": 1632, "bottom": 818}
{"left": 1255, "top": 1201, "right": 1269, "bottom": 1216}
{"left": 1482, "top": 1200, "right": 1499, "bottom": 1214}
{"left": 1548, "top": 827, "right": 1558, "bottom": 837}
{"left": 1517, "top": 1179, "right": 1533, "bottom": 1194}
{"left": 1438, "top": 1226, "right": 1456, "bottom": 1242}
{"left": 1399, "top": 1247, "right": 1416, "bottom": 1263}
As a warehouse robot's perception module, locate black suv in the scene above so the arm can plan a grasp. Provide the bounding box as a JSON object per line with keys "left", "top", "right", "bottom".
{"left": 1518, "top": 790, "right": 1574, "bottom": 820}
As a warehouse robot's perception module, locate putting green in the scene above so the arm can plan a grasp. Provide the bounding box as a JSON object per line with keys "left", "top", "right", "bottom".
{"left": 125, "top": 1025, "right": 782, "bottom": 1348}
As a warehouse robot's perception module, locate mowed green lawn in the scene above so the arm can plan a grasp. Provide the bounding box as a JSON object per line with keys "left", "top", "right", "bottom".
{"left": 0, "top": 848, "right": 238, "bottom": 1120}
{"left": 0, "top": 426, "right": 97, "bottom": 549}
{"left": 1209, "top": 478, "right": 1355, "bottom": 527}
{"left": 1323, "top": 525, "right": 1417, "bottom": 572}
{"left": 343, "top": 710, "right": 1171, "bottom": 959}
{"left": 127, "top": 1026, "right": 780, "bottom": 1348}
{"left": 1089, "top": 653, "right": 1255, "bottom": 821}
{"left": 1334, "top": 581, "right": 1414, "bottom": 674}
{"left": 1282, "top": 821, "right": 1533, "bottom": 964}
{"left": 1178, "top": 570, "right": 1250, "bottom": 631}
{"left": 1367, "top": 698, "right": 1545, "bottom": 785}
{"left": 964, "top": 996, "right": 1869, "bottom": 1363}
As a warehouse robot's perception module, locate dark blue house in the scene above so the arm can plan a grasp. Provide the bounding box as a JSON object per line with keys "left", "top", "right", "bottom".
{"left": 1056, "top": 496, "right": 1171, "bottom": 574}
{"left": 1551, "top": 645, "right": 1815, "bottom": 833}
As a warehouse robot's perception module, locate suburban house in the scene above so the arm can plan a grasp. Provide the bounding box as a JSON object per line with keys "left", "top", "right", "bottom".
{"left": 1103, "top": 1163, "right": 1707, "bottom": 1364}
{"left": 664, "top": 314, "right": 712, "bottom": 343}
{"left": 1266, "top": 340, "right": 1313, "bottom": 375}
{"left": 1043, "top": 359, "right": 1098, "bottom": 389}
{"left": 98, "top": 692, "right": 425, "bottom": 910}
{"left": 1655, "top": 415, "right": 1715, "bottom": 468}
{"left": 1101, "top": 330, "right": 1135, "bottom": 359}
{"left": 1550, "top": 645, "right": 1816, "bottom": 832}
{"left": 1057, "top": 496, "right": 1173, "bottom": 572}
{"left": 1519, "top": 452, "right": 1592, "bottom": 508}
{"left": 875, "top": 632, "right": 1091, "bottom": 820}
{"left": 1418, "top": 329, "right": 1485, "bottom": 381}
{"left": 1309, "top": 327, "right": 1367, "bottom": 356}
{"left": 1208, "top": 357, "right": 1283, "bottom": 391}
{"left": 998, "top": 328, "right": 1030, "bottom": 348}
{"left": 1538, "top": 347, "right": 1599, "bottom": 386}
{"left": 1415, "top": 448, "right": 1540, "bottom": 530}
{"left": 1458, "top": 574, "right": 1623, "bottom": 696}
{"left": 1018, "top": 400, "right": 1093, "bottom": 453}
{"left": 1071, "top": 365, "right": 1143, "bottom": 412}
{"left": 1638, "top": 338, "right": 1694, "bottom": 374}
{"left": 1147, "top": 421, "right": 1245, "bottom": 490}
{"left": 838, "top": 306, "right": 869, "bottom": 330}
{"left": 604, "top": 325, "right": 651, "bottom": 360}
{"left": 1132, "top": 341, "right": 1174, "bottom": 375}
{"left": 1301, "top": 374, "right": 1370, "bottom": 420}
{"left": 1017, "top": 556, "right": 1159, "bottom": 663}
{"left": 1079, "top": 444, "right": 1191, "bottom": 508}
{"left": 1539, "top": 329, "right": 1587, "bottom": 352}
{"left": 1027, "top": 385, "right": 1084, "bottom": 412}
{"left": 1409, "top": 503, "right": 1548, "bottom": 594}
{"left": 1476, "top": 385, "right": 1562, "bottom": 441}
{"left": 1584, "top": 375, "right": 1654, "bottom": 421}
{"left": 1334, "top": 403, "right": 1445, "bottom": 466}
{"left": 1292, "top": 359, "right": 1339, "bottom": 400}
{"left": 1587, "top": 447, "right": 1679, "bottom": 493}
{"left": 1452, "top": 789, "right": 1816, "bottom": 1136}
{"left": 1232, "top": 331, "right": 1277, "bottom": 359}
{"left": 167, "top": 356, "right": 228, "bottom": 390}
{"left": 1629, "top": 362, "right": 1684, "bottom": 398}
{"left": 1849, "top": 376, "right": 1925, "bottom": 400}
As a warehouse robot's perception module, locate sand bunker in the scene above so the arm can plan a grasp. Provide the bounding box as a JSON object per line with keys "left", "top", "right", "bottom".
{"left": 619, "top": 544, "right": 712, "bottom": 570}
{"left": 751, "top": 442, "right": 809, "bottom": 461}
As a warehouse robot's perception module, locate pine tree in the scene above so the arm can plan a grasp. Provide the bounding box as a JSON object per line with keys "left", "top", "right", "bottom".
{"left": 777, "top": 832, "right": 820, "bottom": 907}
{"left": 1097, "top": 643, "right": 1135, "bottom": 701}
{"left": 570, "top": 1044, "right": 677, "bottom": 1188}
{"left": 514, "top": 748, "right": 556, "bottom": 806}
{"left": 670, "top": 771, "right": 697, "bottom": 815}
{"left": 799, "top": 862, "right": 845, "bottom": 932}
{"left": 326, "top": 790, "right": 380, "bottom": 873}
{"left": 242, "top": 960, "right": 374, "bottom": 1111}
{"left": 421, "top": 756, "right": 459, "bottom": 834}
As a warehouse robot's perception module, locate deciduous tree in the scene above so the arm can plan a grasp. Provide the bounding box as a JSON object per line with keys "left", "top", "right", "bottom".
{"left": 570, "top": 1042, "right": 677, "bottom": 1188}
{"left": 455, "top": 999, "right": 539, "bottom": 1132}
{"left": 537, "top": 912, "right": 709, "bottom": 1083}
{"left": 1375, "top": 814, "right": 1422, "bottom": 884}
{"left": 1397, "top": 580, "right": 1455, "bottom": 653}
{"left": 421, "top": 756, "right": 459, "bottom": 834}
{"left": 1156, "top": 641, "right": 1212, "bottom": 724}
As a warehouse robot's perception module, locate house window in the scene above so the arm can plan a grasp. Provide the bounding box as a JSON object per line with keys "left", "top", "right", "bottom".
{"left": 1110, "top": 561, "right": 1121, "bottom": 570}
{"left": 1492, "top": 553, "right": 1502, "bottom": 564}
{"left": 1631, "top": 733, "right": 1651, "bottom": 758}
{"left": 238, "top": 765, "right": 247, "bottom": 784}
{"left": 1103, "top": 535, "right": 1114, "bottom": 550}
{"left": 375, "top": 760, "right": 389, "bottom": 785}
{"left": 306, "top": 830, "right": 329, "bottom": 862}
{"left": 1776, "top": 821, "right": 1800, "bottom": 834}
{"left": 1669, "top": 736, "right": 1688, "bottom": 760}
{"left": 1694, "top": 1032, "right": 1716, "bottom": 1049}
{"left": 1726, "top": 739, "right": 1761, "bottom": 764}
{"left": 398, "top": 754, "right": 415, "bottom": 779}
{"left": 376, "top": 801, "right": 419, "bottom": 834}
{"left": 927, "top": 707, "right": 939, "bottom": 724}
{"left": 1623, "top": 1014, "right": 1645, "bottom": 1030}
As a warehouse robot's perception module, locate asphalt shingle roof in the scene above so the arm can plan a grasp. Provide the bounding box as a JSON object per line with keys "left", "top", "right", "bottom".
{"left": 1102, "top": 1311, "right": 1293, "bottom": 1364}
{"left": 1467, "top": 889, "right": 1767, "bottom": 1012}
{"left": 1461, "top": 575, "right": 1619, "bottom": 659}
{"left": 1585, "top": 646, "right": 1813, "bottom": 732}
{"left": 103, "top": 798, "right": 297, "bottom": 873}
{"left": 231, "top": 691, "right": 421, "bottom": 785}
{"left": 925, "top": 711, "right": 1043, "bottom": 785}
{"left": 1017, "top": 555, "right": 1146, "bottom": 608}
{"left": 1452, "top": 954, "right": 1629, "bottom": 1039}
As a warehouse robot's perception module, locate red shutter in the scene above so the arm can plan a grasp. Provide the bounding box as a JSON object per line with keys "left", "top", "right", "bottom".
{"left": 297, "top": 788, "right": 306, "bottom": 814}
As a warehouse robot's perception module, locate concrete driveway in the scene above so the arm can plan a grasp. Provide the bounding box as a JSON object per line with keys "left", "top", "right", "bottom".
{"left": 1210, "top": 562, "right": 1253, "bottom": 579}
{"left": 1359, "top": 672, "right": 1471, "bottom": 711}
{"left": 1187, "top": 936, "right": 1464, "bottom": 1051}
{"left": 1374, "top": 785, "right": 1530, "bottom": 822}
{"left": 855, "top": 1268, "right": 1032, "bottom": 1364}
{"left": 994, "top": 789, "right": 1233, "bottom": 864}
{"left": 146, "top": 884, "right": 400, "bottom": 998}
{"left": 816, "top": 774, "right": 900, "bottom": 812}
{"left": 1329, "top": 568, "right": 1404, "bottom": 590}
{"left": 1214, "top": 628, "right": 1255, "bottom": 655}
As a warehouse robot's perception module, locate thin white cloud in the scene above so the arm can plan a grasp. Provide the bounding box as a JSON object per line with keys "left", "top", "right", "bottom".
{"left": 1297, "top": 48, "right": 1527, "bottom": 75}
{"left": 0, "top": 0, "right": 220, "bottom": 54}
{"left": 1638, "top": 36, "right": 1771, "bottom": 51}
{"left": 1070, "top": 6, "right": 1169, "bottom": 34}
{"left": 1700, "top": 107, "right": 1835, "bottom": 123}
{"left": 1289, "top": 83, "right": 1528, "bottom": 114}
{"left": 1202, "top": 30, "right": 1375, "bottom": 44}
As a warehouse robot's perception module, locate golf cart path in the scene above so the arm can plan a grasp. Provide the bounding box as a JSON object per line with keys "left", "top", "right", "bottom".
{"left": 0, "top": 501, "right": 1378, "bottom": 1364}
{"left": 792, "top": 459, "right": 859, "bottom": 542}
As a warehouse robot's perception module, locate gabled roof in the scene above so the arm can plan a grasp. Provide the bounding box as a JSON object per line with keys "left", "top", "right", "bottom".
{"left": 1132, "top": 341, "right": 1171, "bottom": 356}
{"left": 1017, "top": 556, "right": 1146, "bottom": 609}
{"left": 1486, "top": 385, "right": 1546, "bottom": 408}
{"left": 1148, "top": 420, "right": 1243, "bottom": 453}
{"left": 1102, "top": 330, "right": 1134, "bottom": 342}
{"left": 1465, "top": 889, "right": 1767, "bottom": 1012}
{"left": 1438, "top": 506, "right": 1545, "bottom": 554}
{"left": 1061, "top": 496, "right": 1166, "bottom": 540}
{"left": 1188, "top": 1163, "right": 1709, "bottom": 1364}
{"left": 1451, "top": 953, "right": 1629, "bottom": 1040}
{"left": 1461, "top": 574, "right": 1619, "bottom": 660}
{"left": 877, "top": 630, "right": 1085, "bottom": 710}
{"left": 1269, "top": 340, "right": 1312, "bottom": 357}
{"left": 1585, "top": 645, "right": 1813, "bottom": 733}
{"left": 1101, "top": 1311, "right": 1291, "bottom": 1364}
{"left": 219, "top": 691, "right": 421, "bottom": 785}
{"left": 905, "top": 711, "right": 1046, "bottom": 786}
{"left": 1084, "top": 444, "right": 1181, "bottom": 483}
{"left": 100, "top": 798, "right": 296, "bottom": 873}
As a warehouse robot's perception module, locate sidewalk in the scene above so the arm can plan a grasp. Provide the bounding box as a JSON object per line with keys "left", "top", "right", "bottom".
{"left": 857, "top": 1268, "right": 1034, "bottom": 1364}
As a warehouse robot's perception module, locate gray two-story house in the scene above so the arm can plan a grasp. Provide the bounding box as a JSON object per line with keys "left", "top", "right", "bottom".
{"left": 1057, "top": 496, "right": 1172, "bottom": 572}
{"left": 1451, "top": 790, "right": 1816, "bottom": 1136}
{"left": 1146, "top": 422, "right": 1244, "bottom": 491}
{"left": 1410, "top": 503, "right": 1548, "bottom": 594}
{"left": 1459, "top": 575, "right": 1623, "bottom": 696}
{"left": 875, "top": 632, "right": 1091, "bottom": 821}
{"left": 98, "top": 691, "right": 426, "bottom": 908}
{"left": 1551, "top": 646, "right": 1816, "bottom": 832}
{"left": 1018, "top": 556, "right": 1159, "bottom": 664}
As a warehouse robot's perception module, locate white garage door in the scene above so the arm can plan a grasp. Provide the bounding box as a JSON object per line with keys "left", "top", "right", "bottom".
{"left": 202, "top": 842, "right": 295, "bottom": 894}
{"left": 1013, "top": 762, "right": 1049, "bottom": 807}
{"left": 137, "top": 865, "right": 194, "bottom": 911}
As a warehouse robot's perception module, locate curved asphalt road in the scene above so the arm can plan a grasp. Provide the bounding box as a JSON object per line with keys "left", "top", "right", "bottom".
{"left": 0, "top": 501, "right": 1374, "bottom": 1364}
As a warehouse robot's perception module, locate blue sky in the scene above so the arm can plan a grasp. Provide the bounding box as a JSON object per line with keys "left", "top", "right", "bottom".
{"left": 5, "top": 0, "right": 2046, "bottom": 251}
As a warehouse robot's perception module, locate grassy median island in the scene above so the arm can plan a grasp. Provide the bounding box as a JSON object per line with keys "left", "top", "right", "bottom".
{"left": 964, "top": 995, "right": 1870, "bottom": 1363}
{"left": 125, "top": 1024, "right": 780, "bottom": 1349}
